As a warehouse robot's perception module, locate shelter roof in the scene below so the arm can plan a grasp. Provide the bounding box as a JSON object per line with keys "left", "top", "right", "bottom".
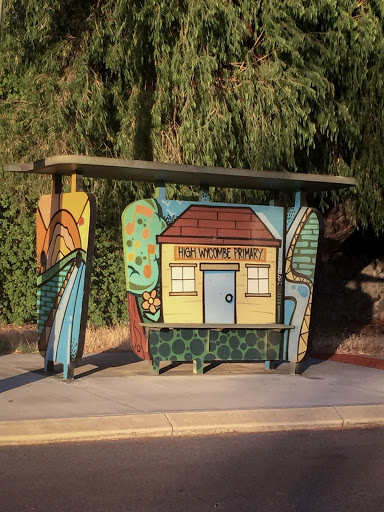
{"left": 5, "top": 155, "right": 356, "bottom": 192}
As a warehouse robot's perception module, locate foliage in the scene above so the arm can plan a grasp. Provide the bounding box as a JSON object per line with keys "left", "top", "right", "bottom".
{"left": 0, "top": 0, "right": 383, "bottom": 324}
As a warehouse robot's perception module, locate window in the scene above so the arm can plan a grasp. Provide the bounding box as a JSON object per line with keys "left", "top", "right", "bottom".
{"left": 170, "top": 264, "right": 197, "bottom": 295}
{"left": 246, "top": 264, "right": 271, "bottom": 296}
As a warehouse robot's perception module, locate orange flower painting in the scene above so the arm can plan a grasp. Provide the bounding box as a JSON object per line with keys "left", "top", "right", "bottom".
{"left": 142, "top": 290, "right": 161, "bottom": 314}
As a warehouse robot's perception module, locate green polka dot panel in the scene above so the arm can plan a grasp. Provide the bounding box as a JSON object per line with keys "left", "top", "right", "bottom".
{"left": 149, "top": 328, "right": 283, "bottom": 365}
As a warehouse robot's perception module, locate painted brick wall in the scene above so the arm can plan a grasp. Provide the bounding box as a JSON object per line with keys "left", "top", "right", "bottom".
{"left": 37, "top": 266, "right": 71, "bottom": 335}
{"left": 292, "top": 214, "right": 319, "bottom": 279}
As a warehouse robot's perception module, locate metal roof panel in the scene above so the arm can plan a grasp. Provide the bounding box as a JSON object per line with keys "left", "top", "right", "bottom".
{"left": 5, "top": 154, "right": 356, "bottom": 192}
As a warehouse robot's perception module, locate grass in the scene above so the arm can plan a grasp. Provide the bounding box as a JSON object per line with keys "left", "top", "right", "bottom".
{"left": 0, "top": 323, "right": 131, "bottom": 355}
{"left": 0, "top": 323, "right": 382, "bottom": 359}
{"left": 310, "top": 318, "right": 384, "bottom": 358}
{"left": 84, "top": 324, "right": 131, "bottom": 353}
{"left": 0, "top": 324, "right": 38, "bottom": 354}
{"left": 310, "top": 332, "right": 384, "bottom": 358}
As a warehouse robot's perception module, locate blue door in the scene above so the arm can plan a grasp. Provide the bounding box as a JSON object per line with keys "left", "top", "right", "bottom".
{"left": 204, "top": 271, "right": 235, "bottom": 324}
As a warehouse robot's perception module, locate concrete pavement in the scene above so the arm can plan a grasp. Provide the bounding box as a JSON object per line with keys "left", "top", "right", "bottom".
{"left": 0, "top": 352, "right": 384, "bottom": 445}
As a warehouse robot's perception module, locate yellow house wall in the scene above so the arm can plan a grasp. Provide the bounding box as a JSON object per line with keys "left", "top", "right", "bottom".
{"left": 161, "top": 244, "right": 277, "bottom": 324}
{"left": 236, "top": 251, "right": 277, "bottom": 324}
{"left": 161, "top": 244, "right": 203, "bottom": 323}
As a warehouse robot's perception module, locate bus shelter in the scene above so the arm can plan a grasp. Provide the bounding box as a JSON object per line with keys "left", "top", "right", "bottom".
{"left": 6, "top": 155, "right": 355, "bottom": 378}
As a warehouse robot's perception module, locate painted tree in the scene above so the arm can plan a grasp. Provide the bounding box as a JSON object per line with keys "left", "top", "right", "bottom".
{"left": 0, "top": 0, "right": 383, "bottom": 323}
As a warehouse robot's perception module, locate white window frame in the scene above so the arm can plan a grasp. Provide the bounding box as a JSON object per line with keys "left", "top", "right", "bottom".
{"left": 245, "top": 264, "right": 271, "bottom": 297}
{"left": 169, "top": 264, "right": 197, "bottom": 296}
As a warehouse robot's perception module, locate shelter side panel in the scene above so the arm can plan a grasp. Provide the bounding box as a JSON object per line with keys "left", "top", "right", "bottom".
{"left": 284, "top": 207, "right": 322, "bottom": 362}
{"left": 36, "top": 191, "right": 95, "bottom": 371}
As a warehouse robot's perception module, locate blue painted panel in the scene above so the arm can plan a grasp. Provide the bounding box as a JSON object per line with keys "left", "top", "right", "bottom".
{"left": 56, "top": 262, "right": 85, "bottom": 366}
{"left": 71, "top": 263, "right": 86, "bottom": 360}
{"left": 204, "top": 271, "right": 235, "bottom": 323}
{"left": 45, "top": 264, "right": 79, "bottom": 363}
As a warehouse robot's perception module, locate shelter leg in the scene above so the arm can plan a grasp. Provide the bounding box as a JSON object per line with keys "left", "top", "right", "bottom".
{"left": 67, "top": 363, "right": 75, "bottom": 380}
{"left": 290, "top": 361, "right": 301, "bottom": 375}
{"left": 152, "top": 359, "right": 160, "bottom": 375}
{"left": 193, "top": 359, "right": 204, "bottom": 375}
{"left": 63, "top": 362, "right": 75, "bottom": 380}
{"left": 46, "top": 360, "right": 54, "bottom": 373}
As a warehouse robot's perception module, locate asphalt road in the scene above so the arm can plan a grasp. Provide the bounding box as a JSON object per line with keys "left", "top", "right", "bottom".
{"left": 1, "top": 428, "right": 384, "bottom": 512}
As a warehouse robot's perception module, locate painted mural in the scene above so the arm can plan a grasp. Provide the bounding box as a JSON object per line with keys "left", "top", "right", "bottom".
{"left": 123, "top": 197, "right": 321, "bottom": 373}
{"left": 123, "top": 198, "right": 312, "bottom": 373}
{"left": 36, "top": 191, "right": 96, "bottom": 378}
{"left": 157, "top": 205, "right": 281, "bottom": 325}
{"left": 284, "top": 207, "right": 321, "bottom": 363}
{"left": 122, "top": 199, "right": 167, "bottom": 359}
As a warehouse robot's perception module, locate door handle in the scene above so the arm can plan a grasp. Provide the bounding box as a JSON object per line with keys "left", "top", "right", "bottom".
{"left": 225, "top": 294, "right": 233, "bottom": 303}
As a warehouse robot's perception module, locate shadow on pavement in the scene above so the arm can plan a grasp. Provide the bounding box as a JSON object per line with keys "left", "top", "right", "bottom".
{"left": 0, "top": 369, "right": 47, "bottom": 394}
{"left": 0, "top": 353, "right": 327, "bottom": 393}
{"left": 299, "top": 357, "right": 327, "bottom": 373}
{"left": 159, "top": 361, "right": 222, "bottom": 374}
{"left": 74, "top": 351, "right": 142, "bottom": 379}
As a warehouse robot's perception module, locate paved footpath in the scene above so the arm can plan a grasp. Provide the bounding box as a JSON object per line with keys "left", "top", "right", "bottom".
{"left": 0, "top": 352, "right": 384, "bottom": 445}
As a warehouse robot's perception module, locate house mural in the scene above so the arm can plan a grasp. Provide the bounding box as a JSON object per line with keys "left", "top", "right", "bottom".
{"left": 158, "top": 205, "right": 281, "bottom": 325}
{"left": 122, "top": 196, "right": 321, "bottom": 374}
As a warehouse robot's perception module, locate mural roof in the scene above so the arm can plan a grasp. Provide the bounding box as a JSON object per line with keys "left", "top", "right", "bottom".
{"left": 157, "top": 205, "right": 281, "bottom": 247}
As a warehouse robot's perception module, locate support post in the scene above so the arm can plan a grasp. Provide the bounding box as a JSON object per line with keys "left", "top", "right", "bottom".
{"left": 46, "top": 360, "right": 55, "bottom": 373}
{"left": 193, "top": 359, "right": 204, "bottom": 375}
{"left": 51, "top": 174, "right": 62, "bottom": 195}
{"left": 269, "top": 192, "right": 279, "bottom": 206}
{"left": 71, "top": 173, "right": 83, "bottom": 192}
{"left": 294, "top": 190, "right": 307, "bottom": 208}
{"left": 152, "top": 359, "right": 160, "bottom": 375}
{"left": 290, "top": 361, "right": 301, "bottom": 375}
{"left": 63, "top": 362, "right": 76, "bottom": 380}
{"left": 199, "top": 186, "right": 210, "bottom": 203}
{"left": 154, "top": 182, "right": 166, "bottom": 201}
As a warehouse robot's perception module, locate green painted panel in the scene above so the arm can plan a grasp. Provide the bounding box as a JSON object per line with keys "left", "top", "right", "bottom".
{"left": 149, "top": 328, "right": 283, "bottom": 371}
